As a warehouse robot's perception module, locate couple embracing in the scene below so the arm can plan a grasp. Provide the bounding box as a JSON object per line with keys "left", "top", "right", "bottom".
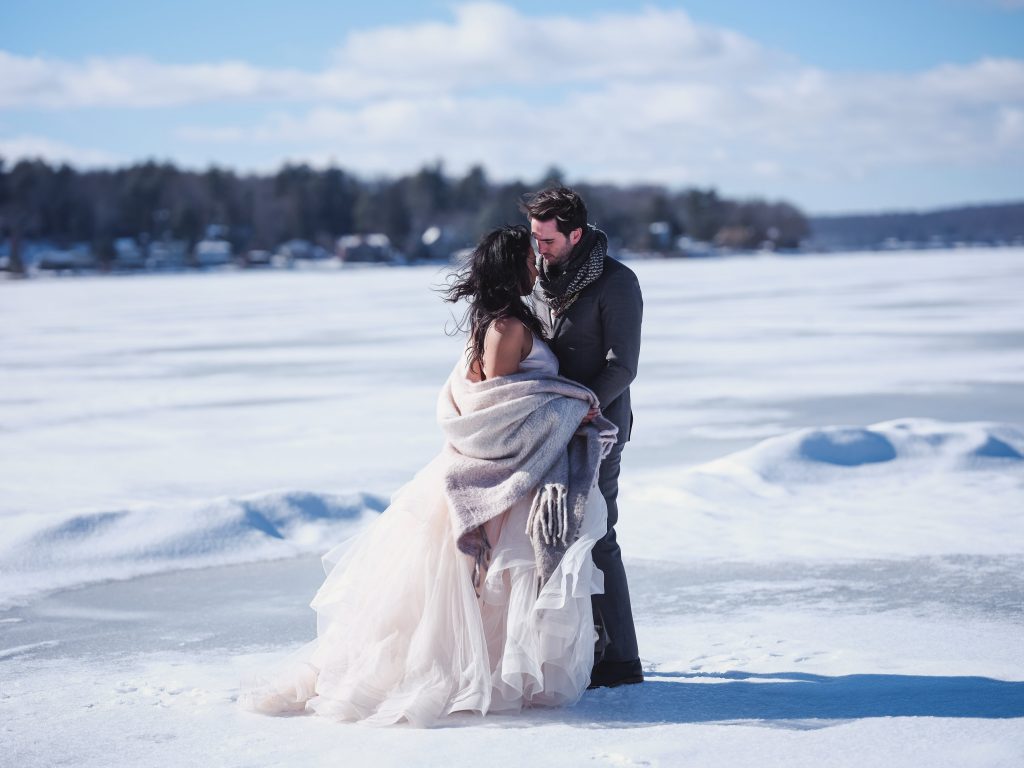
{"left": 240, "top": 186, "right": 644, "bottom": 726}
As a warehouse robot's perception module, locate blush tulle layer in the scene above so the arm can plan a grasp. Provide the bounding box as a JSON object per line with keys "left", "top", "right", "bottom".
{"left": 238, "top": 453, "right": 606, "bottom": 727}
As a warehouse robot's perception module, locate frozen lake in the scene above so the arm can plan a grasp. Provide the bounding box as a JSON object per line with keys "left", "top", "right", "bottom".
{"left": 2, "top": 248, "right": 1022, "bottom": 520}
{"left": 1, "top": 248, "right": 1023, "bottom": 767}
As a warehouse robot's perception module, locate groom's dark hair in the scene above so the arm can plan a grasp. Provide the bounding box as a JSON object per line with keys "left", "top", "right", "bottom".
{"left": 520, "top": 185, "right": 588, "bottom": 237}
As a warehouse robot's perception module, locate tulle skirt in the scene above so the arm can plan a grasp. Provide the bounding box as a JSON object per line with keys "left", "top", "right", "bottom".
{"left": 238, "top": 453, "right": 606, "bottom": 727}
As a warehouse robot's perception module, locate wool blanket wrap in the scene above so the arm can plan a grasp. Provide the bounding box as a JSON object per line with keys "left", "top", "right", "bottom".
{"left": 438, "top": 361, "right": 618, "bottom": 584}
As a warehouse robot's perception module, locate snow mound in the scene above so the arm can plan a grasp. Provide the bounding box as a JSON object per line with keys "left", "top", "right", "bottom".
{"left": 3, "top": 419, "right": 1021, "bottom": 608}
{"left": 0, "top": 490, "right": 385, "bottom": 609}
{"left": 623, "top": 419, "right": 1024, "bottom": 563}
{"left": 720, "top": 418, "right": 1023, "bottom": 482}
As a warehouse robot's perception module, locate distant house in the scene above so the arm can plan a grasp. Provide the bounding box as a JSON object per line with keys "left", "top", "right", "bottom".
{"left": 417, "top": 225, "right": 460, "bottom": 261}
{"left": 336, "top": 234, "right": 401, "bottom": 264}
{"left": 36, "top": 244, "right": 96, "bottom": 272}
{"left": 192, "top": 239, "right": 233, "bottom": 267}
{"left": 713, "top": 225, "right": 757, "bottom": 250}
{"left": 146, "top": 240, "right": 188, "bottom": 270}
{"left": 275, "top": 239, "right": 311, "bottom": 261}
{"left": 114, "top": 238, "right": 145, "bottom": 269}
{"left": 647, "top": 221, "right": 672, "bottom": 250}
{"left": 241, "top": 249, "right": 272, "bottom": 267}
{"left": 675, "top": 236, "right": 717, "bottom": 258}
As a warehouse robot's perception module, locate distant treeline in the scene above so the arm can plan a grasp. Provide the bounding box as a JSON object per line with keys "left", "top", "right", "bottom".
{"left": 0, "top": 157, "right": 809, "bottom": 265}
{"left": 808, "top": 202, "right": 1024, "bottom": 250}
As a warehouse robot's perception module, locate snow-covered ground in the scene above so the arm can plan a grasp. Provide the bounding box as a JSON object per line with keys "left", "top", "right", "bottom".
{"left": 2, "top": 248, "right": 1023, "bottom": 767}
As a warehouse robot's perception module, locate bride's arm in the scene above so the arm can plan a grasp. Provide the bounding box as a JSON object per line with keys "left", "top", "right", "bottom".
{"left": 480, "top": 318, "right": 529, "bottom": 379}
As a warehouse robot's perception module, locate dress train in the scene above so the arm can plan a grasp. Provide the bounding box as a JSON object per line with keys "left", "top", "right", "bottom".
{"left": 239, "top": 451, "right": 606, "bottom": 726}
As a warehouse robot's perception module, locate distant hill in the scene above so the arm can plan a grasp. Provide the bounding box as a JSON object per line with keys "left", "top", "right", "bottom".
{"left": 807, "top": 201, "right": 1024, "bottom": 251}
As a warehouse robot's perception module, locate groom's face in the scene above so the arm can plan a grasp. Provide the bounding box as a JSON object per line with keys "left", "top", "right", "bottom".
{"left": 531, "top": 217, "right": 581, "bottom": 267}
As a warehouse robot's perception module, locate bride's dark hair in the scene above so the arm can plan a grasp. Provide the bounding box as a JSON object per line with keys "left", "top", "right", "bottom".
{"left": 442, "top": 224, "right": 545, "bottom": 373}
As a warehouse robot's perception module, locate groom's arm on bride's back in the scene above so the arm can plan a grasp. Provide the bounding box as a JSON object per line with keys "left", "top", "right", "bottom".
{"left": 589, "top": 265, "right": 643, "bottom": 409}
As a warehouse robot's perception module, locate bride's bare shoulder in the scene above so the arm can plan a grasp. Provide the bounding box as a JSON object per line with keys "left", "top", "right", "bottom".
{"left": 479, "top": 318, "right": 531, "bottom": 378}
{"left": 489, "top": 316, "right": 527, "bottom": 335}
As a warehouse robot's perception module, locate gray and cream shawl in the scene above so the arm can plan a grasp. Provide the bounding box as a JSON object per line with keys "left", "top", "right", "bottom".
{"left": 438, "top": 362, "right": 618, "bottom": 584}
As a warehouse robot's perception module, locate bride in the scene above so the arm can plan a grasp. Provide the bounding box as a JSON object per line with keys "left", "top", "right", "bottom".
{"left": 239, "top": 225, "right": 617, "bottom": 726}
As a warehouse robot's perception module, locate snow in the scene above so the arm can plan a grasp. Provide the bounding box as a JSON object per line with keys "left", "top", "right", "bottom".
{"left": 623, "top": 417, "right": 1024, "bottom": 562}
{"left": 1, "top": 247, "right": 1023, "bottom": 766}
{"left": 0, "top": 490, "right": 384, "bottom": 611}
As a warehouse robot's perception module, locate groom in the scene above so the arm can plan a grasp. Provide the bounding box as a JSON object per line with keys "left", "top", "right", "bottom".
{"left": 523, "top": 186, "right": 644, "bottom": 688}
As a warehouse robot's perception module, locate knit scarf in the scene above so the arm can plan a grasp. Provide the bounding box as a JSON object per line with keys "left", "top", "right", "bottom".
{"left": 538, "top": 225, "right": 607, "bottom": 317}
{"left": 438, "top": 360, "right": 618, "bottom": 585}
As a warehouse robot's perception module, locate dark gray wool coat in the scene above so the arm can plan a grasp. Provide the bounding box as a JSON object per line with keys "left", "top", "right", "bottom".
{"left": 535, "top": 249, "right": 643, "bottom": 445}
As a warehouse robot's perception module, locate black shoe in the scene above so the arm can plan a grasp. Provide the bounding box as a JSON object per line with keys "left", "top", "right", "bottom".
{"left": 587, "top": 658, "right": 644, "bottom": 689}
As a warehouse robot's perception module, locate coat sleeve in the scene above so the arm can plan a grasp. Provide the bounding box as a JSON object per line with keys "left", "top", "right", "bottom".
{"left": 587, "top": 267, "right": 643, "bottom": 409}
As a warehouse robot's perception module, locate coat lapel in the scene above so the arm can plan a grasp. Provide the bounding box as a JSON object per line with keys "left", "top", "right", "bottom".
{"left": 551, "top": 307, "right": 567, "bottom": 339}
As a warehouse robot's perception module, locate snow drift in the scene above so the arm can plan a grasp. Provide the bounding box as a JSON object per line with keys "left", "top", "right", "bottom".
{"left": 2, "top": 418, "right": 1020, "bottom": 610}
{"left": 0, "top": 490, "right": 385, "bottom": 609}
{"left": 622, "top": 418, "right": 1024, "bottom": 563}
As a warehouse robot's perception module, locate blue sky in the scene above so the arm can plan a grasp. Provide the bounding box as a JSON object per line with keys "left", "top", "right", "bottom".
{"left": 2, "top": 0, "right": 1023, "bottom": 213}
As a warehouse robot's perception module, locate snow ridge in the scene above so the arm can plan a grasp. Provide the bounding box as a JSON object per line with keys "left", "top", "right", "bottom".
{"left": 624, "top": 418, "right": 1024, "bottom": 563}
{"left": 2, "top": 419, "right": 1021, "bottom": 609}
{"left": 0, "top": 490, "right": 385, "bottom": 609}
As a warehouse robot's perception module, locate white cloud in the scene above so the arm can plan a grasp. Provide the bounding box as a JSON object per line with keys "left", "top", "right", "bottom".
{"left": 0, "top": 5, "right": 778, "bottom": 109}
{"left": 996, "top": 106, "right": 1024, "bottom": 144}
{"left": 1, "top": 2, "right": 1022, "bottom": 206}
{"left": 170, "top": 55, "right": 1024, "bottom": 191}
{"left": 0, "top": 51, "right": 317, "bottom": 109}
{"left": 0, "top": 135, "right": 120, "bottom": 167}
{"left": 332, "top": 3, "right": 773, "bottom": 87}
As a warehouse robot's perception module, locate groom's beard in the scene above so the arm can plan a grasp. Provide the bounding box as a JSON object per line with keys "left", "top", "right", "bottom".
{"left": 542, "top": 240, "right": 575, "bottom": 278}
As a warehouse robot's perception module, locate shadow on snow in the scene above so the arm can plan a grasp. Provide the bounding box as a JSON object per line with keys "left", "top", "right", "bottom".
{"left": 552, "top": 670, "right": 1024, "bottom": 727}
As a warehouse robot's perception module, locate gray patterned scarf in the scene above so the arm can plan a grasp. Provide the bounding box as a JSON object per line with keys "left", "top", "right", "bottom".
{"left": 538, "top": 225, "right": 607, "bottom": 317}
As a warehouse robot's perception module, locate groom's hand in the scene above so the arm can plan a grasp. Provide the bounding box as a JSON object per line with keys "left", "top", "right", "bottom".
{"left": 581, "top": 406, "right": 599, "bottom": 425}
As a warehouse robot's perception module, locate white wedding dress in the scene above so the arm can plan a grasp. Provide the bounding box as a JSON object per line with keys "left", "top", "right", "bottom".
{"left": 239, "top": 336, "right": 607, "bottom": 726}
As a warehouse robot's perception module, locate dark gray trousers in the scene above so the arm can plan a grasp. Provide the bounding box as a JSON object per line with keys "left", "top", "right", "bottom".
{"left": 591, "top": 442, "right": 639, "bottom": 664}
